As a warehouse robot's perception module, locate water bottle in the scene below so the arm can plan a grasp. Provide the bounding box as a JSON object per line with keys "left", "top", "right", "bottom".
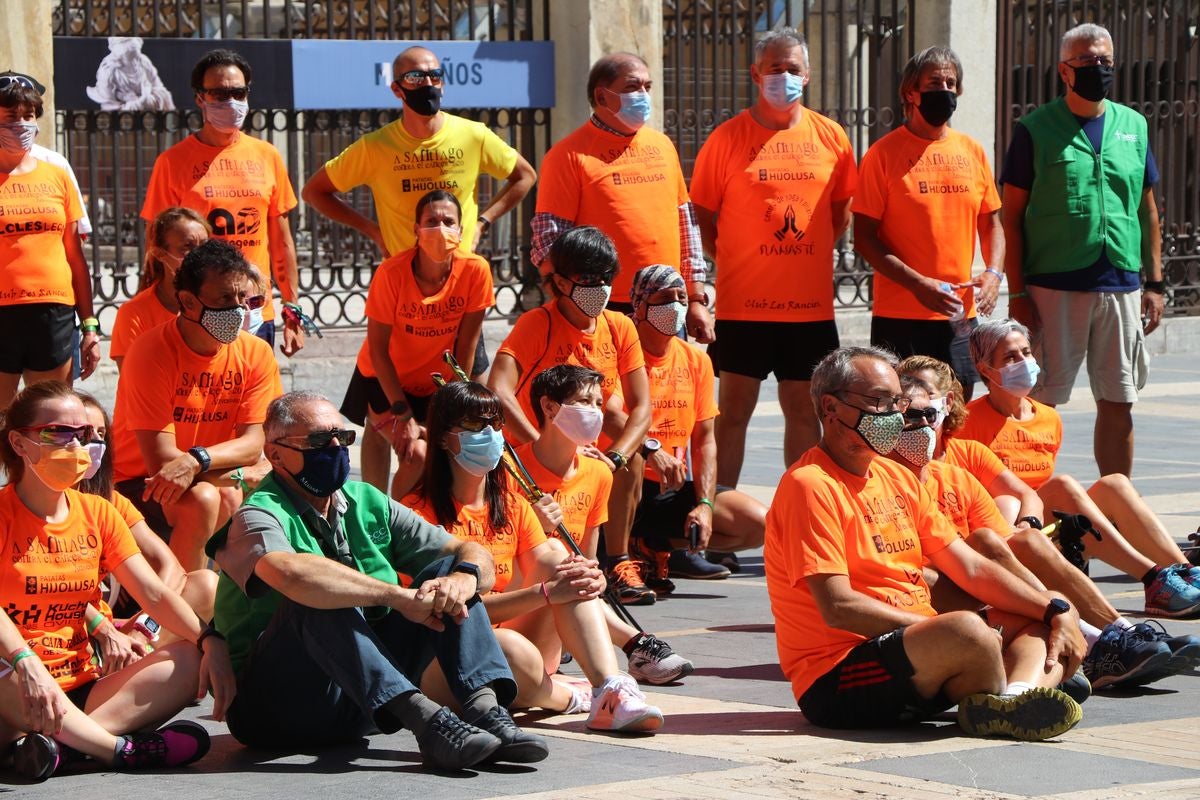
{"left": 941, "top": 282, "right": 972, "bottom": 337}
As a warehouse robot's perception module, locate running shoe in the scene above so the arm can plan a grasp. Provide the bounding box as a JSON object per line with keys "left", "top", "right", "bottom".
{"left": 627, "top": 634, "right": 695, "bottom": 685}
{"left": 1056, "top": 669, "right": 1092, "bottom": 704}
{"left": 1121, "top": 620, "right": 1200, "bottom": 684}
{"left": 956, "top": 687, "right": 1082, "bottom": 741}
{"left": 466, "top": 705, "right": 549, "bottom": 764}
{"left": 706, "top": 550, "right": 742, "bottom": 573}
{"left": 586, "top": 673, "right": 664, "bottom": 733}
{"left": 608, "top": 558, "right": 657, "bottom": 606}
{"left": 1082, "top": 623, "right": 1173, "bottom": 689}
{"left": 630, "top": 539, "right": 675, "bottom": 596}
{"left": 1144, "top": 565, "right": 1200, "bottom": 618}
{"left": 113, "top": 720, "right": 211, "bottom": 770}
{"left": 12, "top": 734, "right": 60, "bottom": 782}
{"left": 415, "top": 707, "right": 501, "bottom": 771}
{"left": 667, "top": 548, "right": 731, "bottom": 580}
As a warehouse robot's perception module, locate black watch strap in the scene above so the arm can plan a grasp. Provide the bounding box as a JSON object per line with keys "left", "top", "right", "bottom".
{"left": 1018, "top": 515, "right": 1044, "bottom": 531}
{"left": 1042, "top": 598, "right": 1070, "bottom": 626}
{"left": 187, "top": 446, "right": 212, "bottom": 473}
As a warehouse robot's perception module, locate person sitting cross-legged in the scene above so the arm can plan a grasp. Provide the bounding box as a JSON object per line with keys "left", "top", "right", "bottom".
{"left": 207, "top": 390, "right": 548, "bottom": 770}
{"left": 765, "top": 346, "right": 1086, "bottom": 741}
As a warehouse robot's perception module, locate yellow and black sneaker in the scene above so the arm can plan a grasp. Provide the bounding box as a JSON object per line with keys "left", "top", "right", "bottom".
{"left": 956, "top": 687, "right": 1082, "bottom": 741}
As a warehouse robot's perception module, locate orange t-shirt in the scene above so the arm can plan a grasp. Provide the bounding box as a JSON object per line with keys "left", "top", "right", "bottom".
{"left": 855, "top": 126, "right": 1001, "bottom": 321}
{"left": 111, "top": 321, "right": 283, "bottom": 482}
{"left": 689, "top": 109, "right": 857, "bottom": 322}
{"left": 764, "top": 447, "right": 958, "bottom": 700}
{"left": 109, "top": 285, "right": 176, "bottom": 361}
{"left": 0, "top": 161, "right": 83, "bottom": 307}
{"left": 512, "top": 442, "right": 612, "bottom": 547}
{"left": 643, "top": 336, "right": 718, "bottom": 481}
{"left": 943, "top": 437, "right": 1009, "bottom": 492}
{"left": 405, "top": 492, "right": 547, "bottom": 593}
{"left": 535, "top": 123, "right": 690, "bottom": 303}
{"left": 141, "top": 133, "right": 298, "bottom": 320}
{"left": 0, "top": 488, "right": 140, "bottom": 691}
{"left": 497, "top": 303, "right": 645, "bottom": 428}
{"left": 955, "top": 396, "right": 1061, "bottom": 490}
{"left": 923, "top": 459, "right": 1012, "bottom": 540}
{"left": 356, "top": 249, "right": 494, "bottom": 396}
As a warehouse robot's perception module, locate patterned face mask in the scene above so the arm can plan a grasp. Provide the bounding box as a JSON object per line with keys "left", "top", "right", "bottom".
{"left": 197, "top": 301, "right": 246, "bottom": 344}
{"left": 645, "top": 300, "right": 686, "bottom": 336}
{"left": 894, "top": 426, "right": 936, "bottom": 467}
{"left": 836, "top": 400, "right": 905, "bottom": 456}
{"left": 562, "top": 278, "right": 612, "bottom": 318}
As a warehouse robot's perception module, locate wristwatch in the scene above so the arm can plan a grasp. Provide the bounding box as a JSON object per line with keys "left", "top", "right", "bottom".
{"left": 187, "top": 446, "right": 212, "bottom": 474}
{"left": 606, "top": 450, "right": 628, "bottom": 472}
{"left": 1017, "top": 515, "right": 1044, "bottom": 531}
{"left": 640, "top": 438, "right": 661, "bottom": 459}
{"left": 390, "top": 399, "right": 412, "bottom": 419}
{"left": 1042, "top": 598, "right": 1071, "bottom": 626}
{"left": 130, "top": 614, "right": 161, "bottom": 643}
{"left": 452, "top": 561, "right": 481, "bottom": 592}
{"left": 687, "top": 292, "right": 710, "bottom": 306}
{"left": 477, "top": 217, "right": 492, "bottom": 235}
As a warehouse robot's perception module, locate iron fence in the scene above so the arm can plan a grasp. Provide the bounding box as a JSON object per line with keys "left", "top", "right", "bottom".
{"left": 52, "top": 0, "right": 552, "bottom": 332}
{"left": 997, "top": 0, "right": 1200, "bottom": 316}
{"left": 663, "top": 0, "right": 918, "bottom": 310}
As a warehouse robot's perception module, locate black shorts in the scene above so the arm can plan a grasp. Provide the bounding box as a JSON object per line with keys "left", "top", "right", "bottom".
{"left": 798, "top": 626, "right": 951, "bottom": 729}
{"left": 114, "top": 478, "right": 172, "bottom": 543}
{"left": 630, "top": 479, "right": 732, "bottom": 550}
{"left": 0, "top": 303, "right": 76, "bottom": 373}
{"left": 871, "top": 316, "right": 979, "bottom": 390}
{"left": 710, "top": 319, "right": 839, "bottom": 382}
{"left": 66, "top": 679, "right": 97, "bottom": 710}
{"left": 339, "top": 367, "right": 432, "bottom": 427}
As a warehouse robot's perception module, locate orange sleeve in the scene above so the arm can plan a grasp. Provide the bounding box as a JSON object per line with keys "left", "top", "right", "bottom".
{"left": 365, "top": 256, "right": 403, "bottom": 324}
{"left": 687, "top": 122, "right": 729, "bottom": 212}
{"left": 610, "top": 313, "right": 646, "bottom": 378}
{"left": 61, "top": 170, "right": 83, "bottom": 225}
{"left": 513, "top": 498, "right": 549, "bottom": 557}
{"left": 465, "top": 256, "right": 495, "bottom": 314}
{"left": 121, "top": 334, "right": 177, "bottom": 434}
{"left": 915, "top": 478, "right": 959, "bottom": 556}
{"left": 235, "top": 338, "right": 283, "bottom": 426}
{"left": 784, "top": 470, "right": 851, "bottom": 581}
{"left": 109, "top": 490, "right": 146, "bottom": 530}
{"left": 268, "top": 145, "right": 299, "bottom": 216}
{"left": 964, "top": 472, "right": 1012, "bottom": 537}
{"left": 497, "top": 305, "right": 553, "bottom": 372}
{"left": 108, "top": 301, "right": 138, "bottom": 360}
{"left": 94, "top": 496, "right": 142, "bottom": 576}
{"left": 976, "top": 140, "right": 1002, "bottom": 214}
{"left": 852, "top": 139, "right": 888, "bottom": 220}
{"left": 532, "top": 140, "right": 581, "bottom": 220}
{"left": 967, "top": 440, "right": 1007, "bottom": 488}
{"left": 140, "top": 151, "right": 178, "bottom": 223}
{"left": 831, "top": 127, "right": 859, "bottom": 202}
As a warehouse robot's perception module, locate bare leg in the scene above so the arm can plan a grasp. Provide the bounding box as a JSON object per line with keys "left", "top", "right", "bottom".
{"left": 1094, "top": 399, "right": 1133, "bottom": 478}
{"left": 989, "top": 610, "right": 1065, "bottom": 689}
{"left": 0, "top": 683, "right": 120, "bottom": 761}
{"left": 603, "top": 453, "right": 644, "bottom": 558}
{"left": 390, "top": 437, "right": 427, "bottom": 501}
{"left": 777, "top": 379, "right": 821, "bottom": 469}
{"left": 420, "top": 629, "right": 572, "bottom": 712}
{"left": 966, "top": 528, "right": 1046, "bottom": 590}
{"left": 359, "top": 419, "right": 392, "bottom": 493}
{"left": 163, "top": 482, "right": 222, "bottom": 572}
{"left": 83, "top": 641, "right": 203, "bottom": 743}
{"left": 1007, "top": 528, "right": 1119, "bottom": 628}
{"left": 1039, "top": 476, "right": 1158, "bottom": 576}
{"left": 1087, "top": 474, "right": 1189, "bottom": 566}
{"left": 714, "top": 372, "right": 761, "bottom": 487}
{"left": 901, "top": 610, "right": 1007, "bottom": 702}
{"left": 708, "top": 489, "right": 766, "bottom": 552}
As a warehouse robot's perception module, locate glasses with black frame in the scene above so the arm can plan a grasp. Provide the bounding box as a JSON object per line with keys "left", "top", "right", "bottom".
{"left": 200, "top": 86, "right": 249, "bottom": 102}
{"left": 244, "top": 294, "right": 267, "bottom": 310}
{"left": 19, "top": 423, "right": 96, "bottom": 447}
{"left": 836, "top": 389, "right": 911, "bottom": 414}
{"left": 397, "top": 68, "right": 445, "bottom": 87}
{"left": 1061, "top": 54, "right": 1115, "bottom": 69}
{"left": 559, "top": 271, "right": 616, "bottom": 288}
{"left": 273, "top": 429, "right": 357, "bottom": 451}
{"left": 452, "top": 415, "right": 503, "bottom": 433}
{"left": 902, "top": 406, "right": 940, "bottom": 427}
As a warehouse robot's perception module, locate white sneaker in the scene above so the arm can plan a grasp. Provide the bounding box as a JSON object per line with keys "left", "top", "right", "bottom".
{"left": 586, "top": 674, "right": 664, "bottom": 733}
{"left": 627, "top": 635, "right": 695, "bottom": 685}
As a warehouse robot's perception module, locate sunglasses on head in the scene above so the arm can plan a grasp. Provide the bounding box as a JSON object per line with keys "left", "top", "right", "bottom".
{"left": 398, "top": 68, "right": 445, "bottom": 86}
{"left": 0, "top": 75, "right": 39, "bottom": 93}
{"left": 455, "top": 415, "right": 502, "bottom": 433}
{"left": 274, "top": 428, "right": 357, "bottom": 450}
{"left": 903, "top": 407, "right": 940, "bottom": 425}
{"left": 20, "top": 424, "right": 95, "bottom": 447}
{"left": 200, "top": 86, "right": 249, "bottom": 102}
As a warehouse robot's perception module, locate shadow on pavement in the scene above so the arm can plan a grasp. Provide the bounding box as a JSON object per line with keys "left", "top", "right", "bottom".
{"left": 691, "top": 663, "right": 787, "bottom": 681}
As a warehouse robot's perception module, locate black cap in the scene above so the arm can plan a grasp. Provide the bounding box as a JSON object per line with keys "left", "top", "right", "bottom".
{"left": 0, "top": 71, "right": 46, "bottom": 95}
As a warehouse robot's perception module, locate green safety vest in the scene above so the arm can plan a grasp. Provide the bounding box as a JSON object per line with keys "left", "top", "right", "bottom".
{"left": 208, "top": 474, "right": 397, "bottom": 673}
{"left": 1019, "top": 97, "right": 1147, "bottom": 276}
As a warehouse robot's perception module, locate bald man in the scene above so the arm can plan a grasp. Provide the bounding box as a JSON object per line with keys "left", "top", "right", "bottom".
{"left": 302, "top": 45, "right": 536, "bottom": 492}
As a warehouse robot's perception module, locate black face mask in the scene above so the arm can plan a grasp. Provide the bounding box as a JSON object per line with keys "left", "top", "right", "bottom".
{"left": 400, "top": 85, "right": 443, "bottom": 116}
{"left": 289, "top": 445, "right": 351, "bottom": 497}
{"left": 1070, "top": 64, "right": 1114, "bottom": 102}
{"left": 917, "top": 90, "right": 957, "bottom": 127}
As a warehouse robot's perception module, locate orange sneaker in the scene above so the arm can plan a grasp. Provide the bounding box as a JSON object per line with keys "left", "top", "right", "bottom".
{"left": 608, "top": 558, "right": 656, "bottom": 606}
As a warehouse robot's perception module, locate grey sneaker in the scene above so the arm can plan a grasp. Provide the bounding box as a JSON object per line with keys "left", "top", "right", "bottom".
{"left": 416, "top": 707, "right": 502, "bottom": 770}
{"left": 627, "top": 635, "right": 695, "bottom": 685}
{"left": 957, "top": 687, "right": 1082, "bottom": 741}
{"left": 467, "top": 705, "right": 549, "bottom": 763}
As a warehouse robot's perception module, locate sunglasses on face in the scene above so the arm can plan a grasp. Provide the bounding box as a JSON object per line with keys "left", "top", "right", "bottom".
{"left": 455, "top": 416, "right": 502, "bottom": 433}
{"left": 398, "top": 68, "right": 445, "bottom": 87}
{"left": 561, "top": 272, "right": 615, "bottom": 289}
{"left": 20, "top": 424, "right": 96, "bottom": 447}
{"left": 200, "top": 86, "right": 249, "bottom": 102}
{"left": 1063, "top": 55, "right": 1114, "bottom": 68}
{"left": 245, "top": 294, "right": 267, "bottom": 310}
{"left": 274, "top": 429, "right": 357, "bottom": 450}
{"left": 903, "top": 407, "right": 940, "bottom": 425}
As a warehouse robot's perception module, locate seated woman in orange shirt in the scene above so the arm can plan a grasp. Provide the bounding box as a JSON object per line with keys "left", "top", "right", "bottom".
{"left": 110, "top": 208, "right": 210, "bottom": 371}
{"left": 406, "top": 381, "right": 663, "bottom": 733}
{"left": 0, "top": 381, "right": 234, "bottom": 781}
{"left": 341, "top": 189, "right": 493, "bottom": 500}
{"left": 956, "top": 319, "right": 1200, "bottom": 619}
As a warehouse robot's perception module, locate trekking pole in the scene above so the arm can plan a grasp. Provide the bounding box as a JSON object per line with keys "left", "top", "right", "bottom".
{"left": 1042, "top": 510, "right": 1102, "bottom": 573}
{"left": 435, "top": 354, "right": 646, "bottom": 632}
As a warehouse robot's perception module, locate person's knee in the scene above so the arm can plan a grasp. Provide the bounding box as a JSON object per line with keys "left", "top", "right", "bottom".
{"left": 1008, "top": 527, "right": 1051, "bottom": 562}
{"left": 922, "top": 610, "right": 1001, "bottom": 661}
{"left": 967, "top": 528, "right": 1012, "bottom": 562}
{"left": 180, "top": 481, "right": 221, "bottom": 518}
{"left": 1092, "top": 472, "right": 1134, "bottom": 499}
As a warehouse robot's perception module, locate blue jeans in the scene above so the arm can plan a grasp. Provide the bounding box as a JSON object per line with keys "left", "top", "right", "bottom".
{"left": 225, "top": 556, "right": 515, "bottom": 747}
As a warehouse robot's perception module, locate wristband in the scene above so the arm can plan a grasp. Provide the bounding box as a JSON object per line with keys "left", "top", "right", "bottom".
{"left": 539, "top": 581, "right": 551, "bottom": 605}
{"left": 984, "top": 267, "right": 1003, "bottom": 279}
{"left": 478, "top": 217, "right": 492, "bottom": 234}
{"left": 698, "top": 498, "right": 714, "bottom": 510}
{"left": 196, "top": 623, "right": 225, "bottom": 652}
{"left": 80, "top": 316, "right": 100, "bottom": 333}
{"left": 86, "top": 614, "right": 106, "bottom": 635}
{"left": 1143, "top": 279, "right": 1166, "bottom": 293}
{"left": 1009, "top": 291, "right": 1029, "bottom": 299}
{"left": 11, "top": 649, "right": 36, "bottom": 669}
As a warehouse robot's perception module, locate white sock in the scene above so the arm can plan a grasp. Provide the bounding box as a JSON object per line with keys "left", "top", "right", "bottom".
{"left": 1005, "top": 681, "right": 1036, "bottom": 696}
{"left": 1080, "top": 620, "right": 1102, "bottom": 648}
{"left": 1113, "top": 617, "right": 1135, "bottom": 630}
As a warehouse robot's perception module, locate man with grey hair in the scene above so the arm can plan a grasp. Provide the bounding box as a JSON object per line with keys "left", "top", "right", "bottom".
{"left": 1000, "top": 23, "right": 1163, "bottom": 478}
{"left": 855, "top": 46, "right": 1004, "bottom": 402}
{"left": 765, "top": 345, "right": 1087, "bottom": 740}
{"left": 206, "top": 390, "right": 549, "bottom": 769}
{"left": 690, "top": 28, "right": 857, "bottom": 501}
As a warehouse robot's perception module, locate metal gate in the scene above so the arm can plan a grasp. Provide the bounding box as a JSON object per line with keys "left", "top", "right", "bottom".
{"left": 996, "top": 0, "right": 1200, "bottom": 316}
{"left": 52, "top": 0, "right": 552, "bottom": 331}
{"left": 662, "top": 0, "right": 918, "bottom": 309}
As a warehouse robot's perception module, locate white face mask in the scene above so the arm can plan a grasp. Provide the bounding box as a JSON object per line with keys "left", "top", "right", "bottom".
{"left": 242, "top": 304, "right": 264, "bottom": 333}
{"left": 993, "top": 357, "right": 1041, "bottom": 397}
{"left": 551, "top": 403, "right": 604, "bottom": 446}
{"left": 928, "top": 396, "right": 947, "bottom": 430}
{"left": 201, "top": 98, "right": 249, "bottom": 133}
{"left": 644, "top": 300, "right": 686, "bottom": 336}
{"left": 83, "top": 441, "right": 106, "bottom": 480}
{"left": 0, "top": 120, "right": 37, "bottom": 154}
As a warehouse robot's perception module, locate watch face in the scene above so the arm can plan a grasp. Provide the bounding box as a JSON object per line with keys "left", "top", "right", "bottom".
{"left": 144, "top": 618, "right": 161, "bottom": 634}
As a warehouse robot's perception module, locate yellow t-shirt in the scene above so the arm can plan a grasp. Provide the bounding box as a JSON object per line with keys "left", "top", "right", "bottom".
{"left": 324, "top": 114, "right": 518, "bottom": 255}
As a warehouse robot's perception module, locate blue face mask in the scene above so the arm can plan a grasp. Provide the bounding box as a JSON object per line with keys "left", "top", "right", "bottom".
{"left": 760, "top": 72, "right": 804, "bottom": 109}
{"left": 453, "top": 427, "right": 505, "bottom": 476}
{"left": 997, "top": 357, "right": 1041, "bottom": 397}
{"left": 609, "top": 89, "right": 652, "bottom": 131}
{"left": 289, "top": 445, "right": 351, "bottom": 497}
